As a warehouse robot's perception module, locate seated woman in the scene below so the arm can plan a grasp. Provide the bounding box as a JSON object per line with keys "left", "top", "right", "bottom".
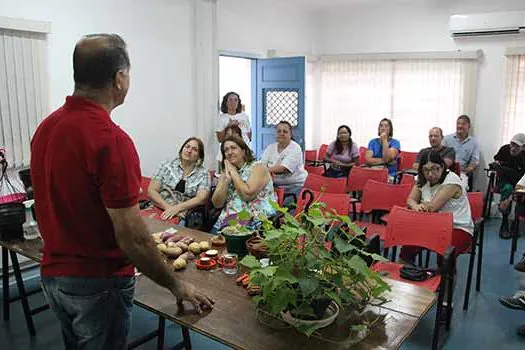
{"left": 212, "top": 136, "right": 277, "bottom": 232}
{"left": 400, "top": 150, "right": 474, "bottom": 264}
{"left": 216, "top": 124, "right": 243, "bottom": 171}
{"left": 260, "top": 121, "right": 307, "bottom": 196}
{"left": 365, "top": 118, "right": 401, "bottom": 179}
{"left": 148, "top": 137, "right": 210, "bottom": 222}
{"left": 323, "top": 125, "right": 359, "bottom": 178}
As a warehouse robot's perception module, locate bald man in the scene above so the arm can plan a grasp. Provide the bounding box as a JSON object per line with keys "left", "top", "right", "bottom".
{"left": 31, "top": 34, "right": 213, "bottom": 349}
{"left": 413, "top": 127, "right": 456, "bottom": 170}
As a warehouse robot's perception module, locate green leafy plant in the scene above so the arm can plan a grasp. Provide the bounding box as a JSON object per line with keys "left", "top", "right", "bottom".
{"left": 240, "top": 199, "right": 391, "bottom": 336}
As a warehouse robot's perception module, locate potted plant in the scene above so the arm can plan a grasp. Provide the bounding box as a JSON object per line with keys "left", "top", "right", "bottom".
{"left": 240, "top": 199, "right": 391, "bottom": 338}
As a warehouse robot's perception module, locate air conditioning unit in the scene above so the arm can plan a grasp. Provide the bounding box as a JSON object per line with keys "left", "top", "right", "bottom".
{"left": 449, "top": 11, "right": 525, "bottom": 37}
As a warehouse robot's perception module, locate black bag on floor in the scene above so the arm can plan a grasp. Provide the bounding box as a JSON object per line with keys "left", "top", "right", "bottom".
{"left": 400, "top": 265, "right": 438, "bottom": 282}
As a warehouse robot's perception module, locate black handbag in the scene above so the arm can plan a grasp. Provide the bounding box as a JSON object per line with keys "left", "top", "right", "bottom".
{"left": 399, "top": 265, "right": 438, "bottom": 282}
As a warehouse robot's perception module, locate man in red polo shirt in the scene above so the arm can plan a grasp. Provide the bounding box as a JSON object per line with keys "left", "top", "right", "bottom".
{"left": 31, "top": 34, "right": 213, "bottom": 349}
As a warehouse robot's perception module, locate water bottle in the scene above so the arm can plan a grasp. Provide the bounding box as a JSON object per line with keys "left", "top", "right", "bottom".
{"left": 22, "top": 199, "right": 40, "bottom": 240}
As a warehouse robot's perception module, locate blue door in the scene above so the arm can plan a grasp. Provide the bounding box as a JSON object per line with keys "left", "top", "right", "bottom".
{"left": 252, "top": 57, "right": 305, "bottom": 157}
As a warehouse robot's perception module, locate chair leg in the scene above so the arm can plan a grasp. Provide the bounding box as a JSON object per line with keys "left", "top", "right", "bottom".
{"left": 432, "top": 279, "right": 446, "bottom": 350}
{"left": 463, "top": 233, "right": 477, "bottom": 311}
{"left": 182, "top": 326, "right": 192, "bottom": 350}
{"left": 425, "top": 250, "right": 431, "bottom": 268}
{"left": 475, "top": 222, "right": 484, "bottom": 292}
{"left": 446, "top": 270, "right": 455, "bottom": 330}
{"left": 510, "top": 219, "right": 519, "bottom": 265}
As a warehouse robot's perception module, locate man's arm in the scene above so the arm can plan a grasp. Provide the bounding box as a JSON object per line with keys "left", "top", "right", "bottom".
{"left": 107, "top": 205, "right": 213, "bottom": 312}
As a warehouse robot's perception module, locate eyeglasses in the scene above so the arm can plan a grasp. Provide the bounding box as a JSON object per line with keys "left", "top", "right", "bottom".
{"left": 422, "top": 165, "right": 442, "bottom": 174}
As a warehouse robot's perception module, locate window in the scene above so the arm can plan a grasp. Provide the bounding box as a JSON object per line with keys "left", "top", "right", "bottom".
{"left": 501, "top": 54, "right": 525, "bottom": 144}
{"left": 307, "top": 56, "right": 478, "bottom": 152}
{"left": 0, "top": 22, "right": 49, "bottom": 168}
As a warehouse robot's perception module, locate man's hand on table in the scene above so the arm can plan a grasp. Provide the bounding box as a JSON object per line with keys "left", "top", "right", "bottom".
{"left": 171, "top": 280, "right": 215, "bottom": 314}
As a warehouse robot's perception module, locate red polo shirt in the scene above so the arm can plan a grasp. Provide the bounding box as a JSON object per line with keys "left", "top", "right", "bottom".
{"left": 31, "top": 96, "right": 141, "bottom": 277}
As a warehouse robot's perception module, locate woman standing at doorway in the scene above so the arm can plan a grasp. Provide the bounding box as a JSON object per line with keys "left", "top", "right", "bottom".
{"left": 216, "top": 92, "right": 252, "bottom": 169}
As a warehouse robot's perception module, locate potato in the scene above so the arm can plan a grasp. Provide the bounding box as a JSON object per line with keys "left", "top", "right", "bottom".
{"left": 179, "top": 251, "right": 195, "bottom": 261}
{"left": 165, "top": 234, "right": 184, "bottom": 244}
{"left": 174, "top": 242, "right": 188, "bottom": 251}
{"left": 153, "top": 237, "right": 162, "bottom": 244}
{"left": 173, "top": 258, "right": 187, "bottom": 270}
{"left": 180, "top": 236, "right": 194, "bottom": 245}
{"left": 188, "top": 242, "right": 201, "bottom": 254}
{"left": 199, "top": 241, "right": 210, "bottom": 251}
{"left": 157, "top": 243, "right": 167, "bottom": 251}
{"left": 163, "top": 247, "right": 183, "bottom": 258}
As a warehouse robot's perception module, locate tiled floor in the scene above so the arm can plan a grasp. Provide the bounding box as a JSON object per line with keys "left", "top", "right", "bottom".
{"left": 1, "top": 217, "right": 524, "bottom": 349}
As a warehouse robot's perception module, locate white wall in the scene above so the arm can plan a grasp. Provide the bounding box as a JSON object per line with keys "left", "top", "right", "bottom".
{"left": 313, "top": 0, "right": 525, "bottom": 190}
{"left": 217, "top": 0, "right": 314, "bottom": 56}
{"left": 0, "top": 0, "right": 197, "bottom": 176}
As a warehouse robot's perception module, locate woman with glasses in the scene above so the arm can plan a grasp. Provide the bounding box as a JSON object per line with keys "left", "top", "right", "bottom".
{"left": 148, "top": 137, "right": 210, "bottom": 221}
{"left": 400, "top": 150, "right": 474, "bottom": 264}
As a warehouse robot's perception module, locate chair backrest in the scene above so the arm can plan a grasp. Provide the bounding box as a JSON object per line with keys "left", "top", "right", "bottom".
{"left": 347, "top": 167, "right": 388, "bottom": 193}
{"left": 139, "top": 176, "right": 152, "bottom": 201}
{"left": 304, "top": 150, "right": 317, "bottom": 162}
{"left": 398, "top": 151, "right": 419, "bottom": 172}
{"left": 384, "top": 206, "right": 454, "bottom": 255}
{"left": 274, "top": 187, "right": 285, "bottom": 207}
{"left": 452, "top": 162, "right": 461, "bottom": 176}
{"left": 318, "top": 144, "right": 329, "bottom": 161}
{"left": 467, "top": 191, "right": 484, "bottom": 221}
{"left": 304, "top": 173, "right": 347, "bottom": 194}
{"left": 360, "top": 181, "right": 412, "bottom": 213}
{"left": 358, "top": 147, "right": 367, "bottom": 165}
{"left": 296, "top": 189, "right": 351, "bottom": 216}
{"left": 400, "top": 173, "right": 415, "bottom": 186}
{"left": 305, "top": 165, "right": 325, "bottom": 176}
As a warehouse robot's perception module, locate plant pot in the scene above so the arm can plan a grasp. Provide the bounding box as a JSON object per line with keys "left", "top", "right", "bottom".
{"left": 281, "top": 300, "right": 339, "bottom": 330}
{"left": 246, "top": 236, "right": 268, "bottom": 259}
{"left": 223, "top": 231, "right": 253, "bottom": 257}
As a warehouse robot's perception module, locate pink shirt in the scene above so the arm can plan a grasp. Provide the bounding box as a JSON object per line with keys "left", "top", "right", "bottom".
{"left": 326, "top": 141, "right": 359, "bottom": 164}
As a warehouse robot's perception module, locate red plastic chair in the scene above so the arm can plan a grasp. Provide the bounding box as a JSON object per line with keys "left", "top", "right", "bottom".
{"left": 275, "top": 187, "right": 285, "bottom": 207}
{"left": 355, "top": 181, "right": 412, "bottom": 239}
{"left": 139, "top": 176, "right": 152, "bottom": 202}
{"left": 304, "top": 150, "right": 317, "bottom": 163}
{"left": 295, "top": 189, "right": 351, "bottom": 216}
{"left": 452, "top": 162, "right": 461, "bottom": 176}
{"left": 318, "top": 144, "right": 329, "bottom": 161}
{"left": 400, "top": 173, "right": 416, "bottom": 186}
{"left": 303, "top": 173, "right": 347, "bottom": 194}
{"left": 305, "top": 165, "right": 325, "bottom": 176}
{"left": 358, "top": 147, "right": 367, "bottom": 165}
{"left": 398, "top": 151, "right": 419, "bottom": 172}
{"left": 347, "top": 167, "right": 389, "bottom": 193}
{"left": 463, "top": 192, "right": 485, "bottom": 311}
{"left": 372, "top": 206, "right": 456, "bottom": 349}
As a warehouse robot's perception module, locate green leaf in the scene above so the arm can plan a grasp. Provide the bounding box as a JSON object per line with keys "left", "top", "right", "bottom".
{"left": 348, "top": 255, "right": 368, "bottom": 275}
{"left": 333, "top": 235, "right": 353, "bottom": 253}
{"left": 293, "top": 303, "right": 316, "bottom": 319}
{"left": 270, "top": 287, "right": 296, "bottom": 314}
{"left": 299, "top": 278, "right": 319, "bottom": 297}
{"left": 295, "top": 323, "right": 320, "bottom": 337}
{"left": 264, "top": 229, "right": 283, "bottom": 240}
{"left": 274, "top": 268, "right": 299, "bottom": 284}
{"left": 237, "top": 210, "right": 251, "bottom": 221}
{"left": 240, "top": 255, "right": 261, "bottom": 269}
{"left": 259, "top": 266, "right": 278, "bottom": 277}
{"left": 324, "top": 290, "right": 343, "bottom": 308}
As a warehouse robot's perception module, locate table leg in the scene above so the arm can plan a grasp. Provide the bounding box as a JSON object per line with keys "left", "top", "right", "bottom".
{"left": 181, "top": 326, "right": 191, "bottom": 350}
{"left": 9, "top": 250, "right": 36, "bottom": 336}
{"left": 157, "top": 316, "right": 165, "bottom": 350}
{"left": 2, "top": 246, "right": 9, "bottom": 321}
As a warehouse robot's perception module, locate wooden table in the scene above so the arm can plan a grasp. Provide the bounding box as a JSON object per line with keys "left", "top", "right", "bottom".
{"left": 1, "top": 218, "right": 436, "bottom": 349}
